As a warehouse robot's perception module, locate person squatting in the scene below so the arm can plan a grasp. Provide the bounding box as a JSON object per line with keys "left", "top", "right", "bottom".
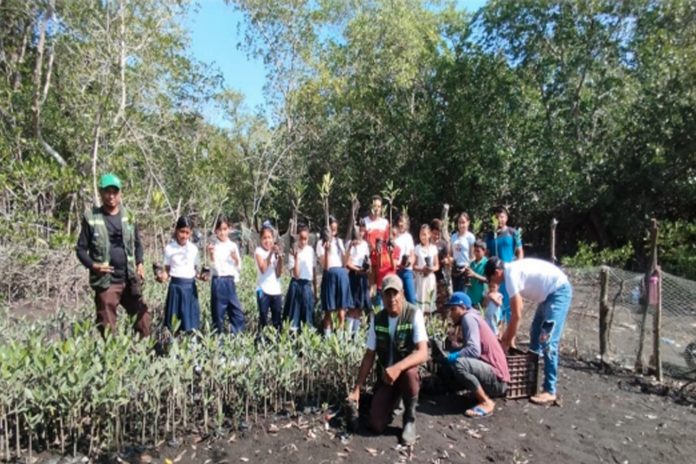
{"left": 77, "top": 176, "right": 573, "bottom": 444}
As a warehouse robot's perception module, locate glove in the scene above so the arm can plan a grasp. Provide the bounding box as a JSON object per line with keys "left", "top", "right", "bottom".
{"left": 445, "top": 351, "right": 460, "bottom": 365}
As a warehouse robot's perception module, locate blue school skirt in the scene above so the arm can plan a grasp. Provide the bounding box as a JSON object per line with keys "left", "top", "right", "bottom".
{"left": 284, "top": 278, "right": 315, "bottom": 329}
{"left": 349, "top": 271, "right": 372, "bottom": 312}
{"left": 320, "top": 267, "right": 353, "bottom": 312}
{"left": 165, "top": 277, "right": 200, "bottom": 332}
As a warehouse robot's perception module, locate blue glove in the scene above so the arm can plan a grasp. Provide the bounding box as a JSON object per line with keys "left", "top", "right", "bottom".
{"left": 445, "top": 351, "right": 460, "bottom": 365}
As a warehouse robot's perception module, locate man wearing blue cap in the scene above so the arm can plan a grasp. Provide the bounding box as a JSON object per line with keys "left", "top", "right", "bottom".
{"left": 437, "top": 292, "right": 510, "bottom": 417}
{"left": 76, "top": 173, "right": 151, "bottom": 337}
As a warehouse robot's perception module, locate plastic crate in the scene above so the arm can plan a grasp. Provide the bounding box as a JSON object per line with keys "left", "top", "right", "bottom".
{"left": 505, "top": 349, "right": 539, "bottom": 399}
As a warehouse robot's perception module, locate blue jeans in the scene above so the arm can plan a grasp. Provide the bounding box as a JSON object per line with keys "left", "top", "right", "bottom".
{"left": 398, "top": 269, "right": 416, "bottom": 304}
{"left": 529, "top": 283, "right": 573, "bottom": 395}
{"left": 500, "top": 283, "right": 511, "bottom": 324}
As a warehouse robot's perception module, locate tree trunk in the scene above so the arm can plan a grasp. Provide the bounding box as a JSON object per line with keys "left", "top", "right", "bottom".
{"left": 91, "top": 114, "right": 103, "bottom": 204}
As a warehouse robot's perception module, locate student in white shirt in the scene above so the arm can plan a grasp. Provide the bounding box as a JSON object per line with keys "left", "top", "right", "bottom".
{"left": 207, "top": 215, "right": 244, "bottom": 334}
{"left": 159, "top": 216, "right": 201, "bottom": 333}
{"left": 450, "top": 212, "right": 476, "bottom": 292}
{"left": 394, "top": 213, "right": 417, "bottom": 304}
{"left": 413, "top": 224, "right": 440, "bottom": 314}
{"left": 317, "top": 215, "right": 353, "bottom": 336}
{"left": 283, "top": 224, "right": 317, "bottom": 331}
{"left": 345, "top": 220, "right": 372, "bottom": 336}
{"left": 485, "top": 257, "right": 573, "bottom": 406}
{"left": 255, "top": 223, "right": 284, "bottom": 331}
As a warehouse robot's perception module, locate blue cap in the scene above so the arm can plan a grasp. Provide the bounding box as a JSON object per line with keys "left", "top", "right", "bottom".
{"left": 445, "top": 292, "right": 472, "bottom": 308}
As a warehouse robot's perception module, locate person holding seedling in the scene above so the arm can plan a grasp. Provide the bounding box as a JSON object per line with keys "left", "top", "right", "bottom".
{"left": 465, "top": 240, "right": 489, "bottom": 309}
{"left": 316, "top": 215, "right": 353, "bottom": 336}
{"left": 370, "top": 226, "right": 401, "bottom": 309}
{"left": 394, "top": 213, "right": 417, "bottom": 304}
{"left": 484, "top": 257, "right": 572, "bottom": 405}
{"left": 363, "top": 195, "right": 390, "bottom": 300}
{"left": 284, "top": 223, "right": 317, "bottom": 331}
{"left": 76, "top": 173, "right": 151, "bottom": 337}
{"left": 255, "top": 222, "right": 284, "bottom": 331}
{"left": 158, "top": 216, "right": 202, "bottom": 333}
{"left": 348, "top": 274, "right": 428, "bottom": 445}
{"left": 413, "top": 224, "right": 439, "bottom": 314}
{"left": 430, "top": 218, "right": 451, "bottom": 316}
{"left": 450, "top": 212, "right": 476, "bottom": 293}
{"left": 433, "top": 292, "right": 509, "bottom": 418}
{"left": 345, "top": 219, "right": 371, "bottom": 336}
{"left": 207, "top": 215, "right": 244, "bottom": 335}
{"left": 363, "top": 194, "right": 390, "bottom": 250}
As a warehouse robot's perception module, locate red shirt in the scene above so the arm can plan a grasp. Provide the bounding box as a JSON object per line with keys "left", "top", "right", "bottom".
{"left": 371, "top": 244, "right": 400, "bottom": 289}
{"left": 364, "top": 216, "right": 390, "bottom": 250}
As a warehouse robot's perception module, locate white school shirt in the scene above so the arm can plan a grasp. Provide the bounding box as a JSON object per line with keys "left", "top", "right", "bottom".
{"left": 503, "top": 258, "right": 569, "bottom": 303}
{"left": 394, "top": 232, "right": 415, "bottom": 269}
{"left": 365, "top": 309, "right": 427, "bottom": 366}
{"left": 451, "top": 231, "right": 475, "bottom": 267}
{"left": 316, "top": 237, "right": 346, "bottom": 269}
{"left": 287, "top": 245, "right": 315, "bottom": 281}
{"left": 164, "top": 240, "right": 198, "bottom": 279}
{"left": 348, "top": 240, "right": 370, "bottom": 268}
{"left": 363, "top": 216, "right": 389, "bottom": 234}
{"left": 211, "top": 239, "right": 241, "bottom": 281}
{"left": 255, "top": 246, "right": 282, "bottom": 295}
{"left": 414, "top": 243, "right": 438, "bottom": 268}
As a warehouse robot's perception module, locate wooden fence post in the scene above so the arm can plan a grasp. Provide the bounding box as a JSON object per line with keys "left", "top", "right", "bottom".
{"left": 635, "top": 218, "right": 658, "bottom": 373}
{"left": 550, "top": 218, "right": 558, "bottom": 264}
{"left": 653, "top": 267, "right": 663, "bottom": 381}
{"left": 599, "top": 266, "right": 610, "bottom": 364}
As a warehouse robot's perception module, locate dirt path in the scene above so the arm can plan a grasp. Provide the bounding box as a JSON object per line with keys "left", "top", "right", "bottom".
{"left": 97, "top": 358, "right": 695, "bottom": 464}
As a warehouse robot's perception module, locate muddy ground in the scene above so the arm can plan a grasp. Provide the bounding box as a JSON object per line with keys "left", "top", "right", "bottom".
{"left": 38, "top": 358, "right": 687, "bottom": 464}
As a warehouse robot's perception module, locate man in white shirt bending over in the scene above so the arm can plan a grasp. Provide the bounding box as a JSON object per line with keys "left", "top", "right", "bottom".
{"left": 485, "top": 257, "right": 573, "bottom": 405}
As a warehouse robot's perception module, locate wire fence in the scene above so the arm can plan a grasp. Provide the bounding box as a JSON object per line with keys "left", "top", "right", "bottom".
{"left": 535, "top": 266, "right": 696, "bottom": 376}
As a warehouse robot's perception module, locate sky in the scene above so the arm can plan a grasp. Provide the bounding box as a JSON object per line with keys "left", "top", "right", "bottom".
{"left": 184, "top": 0, "right": 489, "bottom": 125}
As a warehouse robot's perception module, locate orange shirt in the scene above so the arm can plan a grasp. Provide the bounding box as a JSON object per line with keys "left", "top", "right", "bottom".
{"left": 371, "top": 244, "right": 400, "bottom": 289}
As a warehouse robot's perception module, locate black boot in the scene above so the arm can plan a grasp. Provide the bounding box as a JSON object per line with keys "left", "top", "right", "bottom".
{"left": 401, "top": 396, "right": 418, "bottom": 445}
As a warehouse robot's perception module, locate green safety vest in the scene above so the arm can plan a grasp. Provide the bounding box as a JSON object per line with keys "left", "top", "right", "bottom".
{"left": 83, "top": 206, "right": 136, "bottom": 289}
{"left": 374, "top": 303, "right": 417, "bottom": 372}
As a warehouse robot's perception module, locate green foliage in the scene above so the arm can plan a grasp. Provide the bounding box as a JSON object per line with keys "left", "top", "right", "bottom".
{"left": 659, "top": 220, "right": 696, "bottom": 280}
{"left": 3, "top": 0, "right": 696, "bottom": 256}
{"left": 563, "top": 241, "right": 634, "bottom": 268}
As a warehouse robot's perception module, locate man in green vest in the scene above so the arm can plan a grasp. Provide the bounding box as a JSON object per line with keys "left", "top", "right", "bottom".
{"left": 76, "top": 173, "right": 151, "bottom": 337}
{"left": 347, "top": 274, "right": 428, "bottom": 445}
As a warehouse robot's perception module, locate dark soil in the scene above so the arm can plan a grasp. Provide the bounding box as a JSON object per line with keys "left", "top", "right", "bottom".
{"left": 37, "top": 357, "right": 691, "bottom": 464}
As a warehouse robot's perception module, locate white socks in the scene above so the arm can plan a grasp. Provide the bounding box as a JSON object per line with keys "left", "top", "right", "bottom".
{"left": 347, "top": 317, "right": 361, "bottom": 335}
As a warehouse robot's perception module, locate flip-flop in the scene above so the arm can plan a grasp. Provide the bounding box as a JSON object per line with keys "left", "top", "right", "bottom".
{"left": 529, "top": 394, "right": 558, "bottom": 406}
{"left": 465, "top": 406, "right": 493, "bottom": 418}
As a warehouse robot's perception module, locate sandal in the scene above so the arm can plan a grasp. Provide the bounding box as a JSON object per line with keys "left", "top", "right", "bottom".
{"left": 530, "top": 392, "right": 558, "bottom": 405}
{"left": 465, "top": 406, "right": 493, "bottom": 418}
